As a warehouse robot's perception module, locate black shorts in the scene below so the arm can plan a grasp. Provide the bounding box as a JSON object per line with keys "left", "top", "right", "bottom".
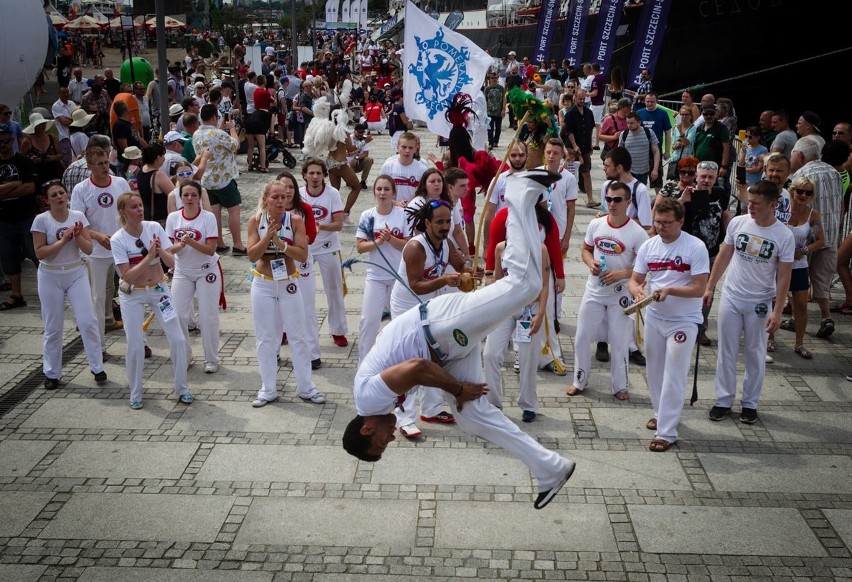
{"left": 245, "top": 110, "right": 269, "bottom": 135}
{"left": 789, "top": 267, "right": 810, "bottom": 293}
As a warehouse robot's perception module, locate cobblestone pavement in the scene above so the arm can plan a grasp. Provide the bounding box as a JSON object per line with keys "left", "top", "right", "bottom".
{"left": 1, "top": 111, "right": 852, "bottom": 582}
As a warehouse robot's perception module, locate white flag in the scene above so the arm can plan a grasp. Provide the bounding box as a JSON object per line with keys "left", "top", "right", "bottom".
{"left": 341, "top": 0, "right": 351, "bottom": 23}
{"left": 359, "top": 0, "right": 368, "bottom": 30}
{"left": 325, "top": 0, "right": 338, "bottom": 23}
{"left": 351, "top": 2, "right": 360, "bottom": 25}
{"left": 403, "top": 1, "right": 492, "bottom": 139}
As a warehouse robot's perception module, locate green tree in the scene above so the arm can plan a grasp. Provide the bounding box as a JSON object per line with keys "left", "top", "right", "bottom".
{"left": 210, "top": 5, "right": 250, "bottom": 48}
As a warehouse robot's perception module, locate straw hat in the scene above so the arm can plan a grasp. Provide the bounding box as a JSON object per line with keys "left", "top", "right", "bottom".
{"left": 23, "top": 112, "right": 55, "bottom": 134}
{"left": 122, "top": 146, "right": 143, "bottom": 160}
{"left": 69, "top": 108, "right": 95, "bottom": 128}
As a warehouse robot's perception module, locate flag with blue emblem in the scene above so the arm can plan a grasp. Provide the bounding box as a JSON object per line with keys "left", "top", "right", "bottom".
{"left": 403, "top": 0, "right": 492, "bottom": 139}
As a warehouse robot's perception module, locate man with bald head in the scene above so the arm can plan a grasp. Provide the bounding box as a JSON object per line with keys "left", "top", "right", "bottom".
{"left": 759, "top": 110, "right": 777, "bottom": 148}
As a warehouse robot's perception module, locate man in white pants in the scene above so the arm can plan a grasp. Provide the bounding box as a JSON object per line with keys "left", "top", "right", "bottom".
{"left": 629, "top": 197, "right": 709, "bottom": 451}
{"left": 301, "top": 158, "right": 349, "bottom": 348}
{"left": 704, "top": 180, "right": 794, "bottom": 424}
{"left": 71, "top": 147, "right": 130, "bottom": 360}
{"left": 567, "top": 181, "right": 648, "bottom": 399}
{"left": 343, "top": 169, "right": 576, "bottom": 510}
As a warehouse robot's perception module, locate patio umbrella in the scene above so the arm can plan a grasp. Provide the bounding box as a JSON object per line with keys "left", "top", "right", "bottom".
{"left": 145, "top": 16, "right": 185, "bottom": 30}
{"left": 64, "top": 15, "right": 105, "bottom": 32}
{"left": 50, "top": 13, "right": 68, "bottom": 28}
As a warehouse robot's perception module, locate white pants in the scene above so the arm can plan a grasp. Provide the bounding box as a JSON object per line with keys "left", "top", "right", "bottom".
{"left": 573, "top": 290, "right": 631, "bottom": 393}
{"left": 171, "top": 265, "right": 221, "bottom": 365}
{"left": 313, "top": 251, "right": 348, "bottom": 336}
{"left": 251, "top": 276, "right": 316, "bottom": 401}
{"left": 644, "top": 311, "right": 697, "bottom": 443}
{"left": 119, "top": 283, "right": 188, "bottom": 404}
{"left": 365, "top": 120, "right": 385, "bottom": 133}
{"left": 283, "top": 265, "right": 321, "bottom": 360}
{"left": 87, "top": 256, "right": 116, "bottom": 350}
{"left": 358, "top": 277, "right": 394, "bottom": 362}
{"left": 38, "top": 265, "right": 103, "bottom": 379}
{"left": 484, "top": 308, "right": 543, "bottom": 412}
{"left": 714, "top": 293, "right": 771, "bottom": 409}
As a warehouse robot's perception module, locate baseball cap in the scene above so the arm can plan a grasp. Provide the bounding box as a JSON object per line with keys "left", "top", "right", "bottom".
{"left": 305, "top": 74, "right": 314, "bottom": 82}
{"left": 702, "top": 104, "right": 717, "bottom": 112}
{"left": 508, "top": 51, "right": 516, "bottom": 56}
{"left": 194, "top": 81, "right": 206, "bottom": 89}
{"left": 383, "top": 82, "right": 391, "bottom": 88}
{"left": 617, "top": 98, "right": 632, "bottom": 109}
{"left": 164, "top": 130, "right": 187, "bottom": 144}
{"left": 238, "top": 65, "right": 248, "bottom": 75}
{"left": 801, "top": 110, "right": 821, "bottom": 132}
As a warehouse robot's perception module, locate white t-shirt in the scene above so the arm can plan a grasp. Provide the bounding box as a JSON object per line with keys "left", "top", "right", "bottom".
{"left": 302, "top": 184, "right": 344, "bottom": 255}
{"left": 539, "top": 165, "right": 578, "bottom": 239}
{"left": 390, "top": 234, "right": 450, "bottom": 316}
{"left": 599, "top": 178, "right": 652, "bottom": 228}
{"left": 70, "top": 176, "right": 130, "bottom": 260}
{"left": 775, "top": 188, "right": 792, "bottom": 225}
{"left": 244, "top": 82, "right": 258, "bottom": 114}
{"left": 165, "top": 208, "right": 219, "bottom": 275}
{"left": 633, "top": 232, "right": 709, "bottom": 323}
{"left": 30, "top": 209, "right": 90, "bottom": 266}
{"left": 356, "top": 205, "right": 408, "bottom": 281}
{"left": 354, "top": 306, "right": 430, "bottom": 416}
{"left": 379, "top": 156, "right": 428, "bottom": 203}
{"left": 110, "top": 221, "right": 174, "bottom": 268}
{"left": 487, "top": 170, "right": 512, "bottom": 213}
{"left": 721, "top": 215, "right": 795, "bottom": 301}
{"left": 583, "top": 216, "right": 649, "bottom": 296}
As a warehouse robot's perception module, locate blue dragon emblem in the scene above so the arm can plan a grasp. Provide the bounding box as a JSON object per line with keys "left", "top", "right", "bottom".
{"left": 408, "top": 27, "right": 474, "bottom": 119}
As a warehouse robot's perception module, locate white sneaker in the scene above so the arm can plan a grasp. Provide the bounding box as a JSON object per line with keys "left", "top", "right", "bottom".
{"left": 299, "top": 388, "right": 326, "bottom": 404}
{"left": 399, "top": 423, "right": 422, "bottom": 438}
{"left": 252, "top": 396, "right": 278, "bottom": 408}
{"left": 765, "top": 354, "right": 774, "bottom": 364}
{"left": 513, "top": 352, "right": 520, "bottom": 373}
{"left": 204, "top": 362, "right": 219, "bottom": 374}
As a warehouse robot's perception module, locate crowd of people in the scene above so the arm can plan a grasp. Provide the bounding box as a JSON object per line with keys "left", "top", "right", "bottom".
{"left": 1, "top": 40, "right": 850, "bottom": 494}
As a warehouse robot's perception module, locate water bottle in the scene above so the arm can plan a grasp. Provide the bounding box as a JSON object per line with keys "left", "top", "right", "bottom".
{"left": 598, "top": 255, "right": 607, "bottom": 287}
{"left": 127, "top": 172, "right": 138, "bottom": 192}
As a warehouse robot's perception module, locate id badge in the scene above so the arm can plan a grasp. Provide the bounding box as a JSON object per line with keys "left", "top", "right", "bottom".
{"left": 271, "top": 258, "right": 289, "bottom": 281}
{"left": 513, "top": 319, "right": 532, "bottom": 343}
{"left": 157, "top": 295, "right": 177, "bottom": 322}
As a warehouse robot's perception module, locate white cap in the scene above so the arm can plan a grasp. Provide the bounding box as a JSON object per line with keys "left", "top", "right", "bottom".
{"left": 163, "top": 130, "right": 186, "bottom": 144}
{"left": 195, "top": 81, "right": 206, "bottom": 89}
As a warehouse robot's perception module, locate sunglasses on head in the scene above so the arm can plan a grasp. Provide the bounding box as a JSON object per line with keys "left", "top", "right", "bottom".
{"left": 428, "top": 199, "right": 451, "bottom": 209}
{"left": 135, "top": 239, "right": 149, "bottom": 257}
{"left": 604, "top": 196, "right": 625, "bottom": 203}
{"left": 679, "top": 170, "right": 696, "bottom": 176}
{"left": 793, "top": 187, "right": 814, "bottom": 196}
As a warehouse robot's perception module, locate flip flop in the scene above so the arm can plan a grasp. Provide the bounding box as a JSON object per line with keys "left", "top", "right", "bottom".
{"left": 646, "top": 418, "right": 657, "bottom": 431}
{"left": 0, "top": 295, "right": 26, "bottom": 311}
{"left": 614, "top": 390, "right": 630, "bottom": 401}
{"left": 586, "top": 200, "right": 600, "bottom": 208}
{"left": 649, "top": 438, "right": 673, "bottom": 452}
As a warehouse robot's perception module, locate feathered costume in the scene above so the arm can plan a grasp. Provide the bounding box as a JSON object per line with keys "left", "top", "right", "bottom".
{"left": 301, "top": 79, "right": 354, "bottom": 160}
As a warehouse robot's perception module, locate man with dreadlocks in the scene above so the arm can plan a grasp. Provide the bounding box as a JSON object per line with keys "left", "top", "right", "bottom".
{"left": 343, "top": 169, "right": 576, "bottom": 510}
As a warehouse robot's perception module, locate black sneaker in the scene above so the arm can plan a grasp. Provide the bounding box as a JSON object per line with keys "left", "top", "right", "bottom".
{"left": 44, "top": 378, "right": 59, "bottom": 390}
{"left": 311, "top": 358, "right": 322, "bottom": 370}
{"left": 629, "top": 350, "right": 646, "bottom": 366}
{"left": 708, "top": 406, "right": 731, "bottom": 421}
{"left": 739, "top": 407, "right": 758, "bottom": 424}
{"left": 554, "top": 319, "right": 560, "bottom": 334}
{"left": 360, "top": 180, "right": 368, "bottom": 189}
{"left": 522, "top": 410, "right": 536, "bottom": 422}
{"left": 92, "top": 370, "right": 108, "bottom": 384}
{"left": 595, "top": 342, "right": 609, "bottom": 362}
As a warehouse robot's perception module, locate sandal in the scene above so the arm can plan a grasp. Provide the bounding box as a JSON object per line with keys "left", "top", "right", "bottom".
{"left": 614, "top": 390, "right": 630, "bottom": 401}
{"left": 830, "top": 303, "right": 852, "bottom": 314}
{"left": 586, "top": 200, "right": 600, "bottom": 208}
{"left": 816, "top": 317, "right": 835, "bottom": 339}
{"left": 766, "top": 338, "right": 776, "bottom": 353}
{"left": 779, "top": 319, "right": 795, "bottom": 332}
{"left": 646, "top": 418, "right": 657, "bottom": 431}
{"left": 794, "top": 345, "right": 813, "bottom": 359}
{"left": 0, "top": 295, "right": 26, "bottom": 311}
{"left": 565, "top": 386, "right": 583, "bottom": 396}
{"left": 649, "top": 438, "right": 674, "bottom": 452}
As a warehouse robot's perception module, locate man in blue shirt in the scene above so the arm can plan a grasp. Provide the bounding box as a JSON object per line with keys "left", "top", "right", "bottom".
{"left": 637, "top": 92, "right": 672, "bottom": 193}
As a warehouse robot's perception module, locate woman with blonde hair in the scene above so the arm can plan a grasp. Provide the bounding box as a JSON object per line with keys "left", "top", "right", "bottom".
{"left": 247, "top": 180, "right": 326, "bottom": 407}
{"left": 779, "top": 176, "right": 824, "bottom": 359}
{"left": 111, "top": 192, "right": 191, "bottom": 409}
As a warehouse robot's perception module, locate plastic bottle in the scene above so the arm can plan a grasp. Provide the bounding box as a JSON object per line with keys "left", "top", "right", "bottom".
{"left": 598, "top": 255, "right": 607, "bottom": 287}
{"left": 127, "top": 172, "right": 138, "bottom": 192}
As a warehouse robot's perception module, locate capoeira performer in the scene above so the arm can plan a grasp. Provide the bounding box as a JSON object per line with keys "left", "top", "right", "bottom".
{"left": 704, "top": 180, "right": 794, "bottom": 424}
{"left": 247, "top": 181, "right": 326, "bottom": 407}
{"left": 628, "top": 197, "right": 709, "bottom": 451}
{"left": 300, "top": 158, "right": 349, "bottom": 349}
{"left": 483, "top": 240, "right": 549, "bottom": 422}
{"left": 343, "top": 169, "right": 576, "bottom": 510}
{"left": 111, "top": 193, "right": 192, "bottom": 410}
{"left": 388, "top": 199, "right": 469, "bottom": 437}
{"left": 31, "top": 180, "right": 106, "bottom": 390}
{"left": 566, "top": 181, "right": 648, "bottom": 399}
{"left": 165, "top": 180, "right": 223, "bottom": 374}
{"left": 355, "top": 175, "right": 409, "bottom": 361}
{"left": 71, "top": 146, "right": 130, "bottom": 360}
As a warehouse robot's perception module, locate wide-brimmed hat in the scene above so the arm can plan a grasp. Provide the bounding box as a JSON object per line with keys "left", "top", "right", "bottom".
{"left": 69, "top": 107, "right": 95, "bottom": 128}
{"left": 122, "top": 146, "right": 143, "bottom": 160}
{"left": 23, "top": 112, "right": 55, "bottom": 134}
{"left": 169, "top": 103, "right": 184, "bottom": 116}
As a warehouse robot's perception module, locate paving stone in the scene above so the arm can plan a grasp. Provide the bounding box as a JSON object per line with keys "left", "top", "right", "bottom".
{"left": 235, "top": 498, "right": 416, "bottom": 550}
{"left": 0, "top": 492, "right": 55, "bottom": 537}
{"left": 42, "top": 441, "right": 198, "bottom": 480}
{"left": 699, "top": 454, "right": 852, "bottom": 493}
{"left": 173, "top": 400, "right": 320, "bottom": 434}
{"left": 22, "top": 399, "right": 170, "bottom": 430}
{"left": 629, "top": 506, "right": 826, "bottom": 556}
{"left": 0, "top": 440, "right": 56, "bottom": 477}
{"left": 593, "top": 407, "right": 744, "bottom": 441}
{"left": 554, "top": 450, "right": 691, "bottom": 491}
{"left": 76, "top": 567, "right": 273, "bottom": 581}
{"left": 40, "top": 493, "right": 233, "bottom": 543}
{"left": 823, "top": 510, "right": 852, "bottom": 549}
{"left": 370, "top": 448, "right": 532, "bottom": 487}
{"left": 0, "top": 564, "right": 48, "bottom": 582}
{"left": 195, "top": 444, "right": 357, "bottom": 483}
{"left": 758, "top": 411, "right": 852, "bottom": 443}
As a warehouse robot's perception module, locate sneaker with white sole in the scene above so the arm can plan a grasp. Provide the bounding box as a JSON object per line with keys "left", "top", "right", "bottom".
{"left": 204, "top": 362, "right": 219, "bottom": 374}
{"left": 299, "top": 388, "right": 326, "bottom": 404}
{"left": 534, "top": 461, "right": 576, "bottom": 509}
{"left": 765, "top": 353, "right": 774, "bottom": 364}
{"left": 252, "top": 396, "right": 278, "bottom": 408}
{"left": 179, "top": 392, "right": 194, "bottom": 404}
{"left": 398, "top": 423, "right": 422, "bottom": 438}
{"left": 513, "top": 352, "right": 520, "bottom": 373}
